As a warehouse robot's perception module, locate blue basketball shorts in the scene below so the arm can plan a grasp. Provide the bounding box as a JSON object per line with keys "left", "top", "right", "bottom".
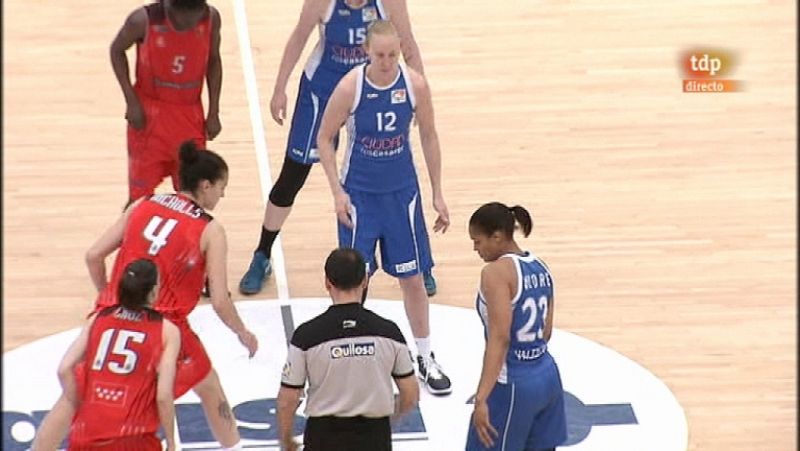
{"left": 466, "top": 353, "right": 567, "bottom": 451}
{"left": 286, "top": 74, "right": 339, "bottom": 164}
{"left": 338, "top": 185, "right": 434, "bottom": 278}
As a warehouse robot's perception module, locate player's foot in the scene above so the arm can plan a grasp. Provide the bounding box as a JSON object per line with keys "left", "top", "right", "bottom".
{"left": 239, "top": 251, "right": 272, "bottom": 295}
{"left": 417, "top": 352, "right": 452, "bottom": 395}
{"left": 423, "top": 271, "right": 437, "bottom": 297}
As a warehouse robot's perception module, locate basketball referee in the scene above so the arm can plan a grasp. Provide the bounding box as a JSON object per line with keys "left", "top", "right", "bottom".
{"left": 277, "top": 248, "right": 420, "bottom": 451}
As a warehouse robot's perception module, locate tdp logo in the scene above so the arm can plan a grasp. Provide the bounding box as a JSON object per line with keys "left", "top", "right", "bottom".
{"left": 688, "top": 53, "right": 722, "bottom": 76}
{"left": 680, "top": 49, "right": 740, "bottom": 93}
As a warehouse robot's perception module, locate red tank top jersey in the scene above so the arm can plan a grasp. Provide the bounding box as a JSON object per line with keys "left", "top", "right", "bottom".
{"left": 134, "top": 1, "right": 212, "bottom": 105}
{"left": 96, "top": 193, "right": 212, "bottom": 323}
{"left": 70, "top": 306, "right": 164, "bottom": 444}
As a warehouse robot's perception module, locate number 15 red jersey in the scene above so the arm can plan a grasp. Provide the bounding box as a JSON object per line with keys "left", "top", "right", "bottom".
{"left": 69, "top": 306, "right": 164, "bottom": 445}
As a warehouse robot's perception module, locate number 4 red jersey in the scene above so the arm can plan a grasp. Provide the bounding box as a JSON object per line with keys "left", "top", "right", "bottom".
{"left": 69, "top": 306, "right": 164, "bottom": 445}
{"left": 96, "top": 193, "right": 212, "bottom": 322}
{"left": 134, "top": 1, "right": 212, "bottom": 105}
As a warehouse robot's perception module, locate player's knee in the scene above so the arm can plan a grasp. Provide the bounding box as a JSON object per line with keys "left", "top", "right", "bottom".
{"left": 268, "top": 159, "right": 312, "bottom": 207}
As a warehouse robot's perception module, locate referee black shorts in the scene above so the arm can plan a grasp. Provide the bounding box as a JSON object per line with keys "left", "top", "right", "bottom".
{"left": 304, "top": 415, "right": 391, "bottom": 451}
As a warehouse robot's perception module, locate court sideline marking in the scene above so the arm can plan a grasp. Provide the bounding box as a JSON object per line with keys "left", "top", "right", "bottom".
{"left": 231, "top": 0, "right": 291, "bottom": 305}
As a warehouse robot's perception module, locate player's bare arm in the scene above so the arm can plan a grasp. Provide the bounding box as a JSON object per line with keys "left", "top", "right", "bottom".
{"left": 270, "top": 0, "right": 328, "bottom": 124}
{"left": 202, "top": 220, "right": 258, "bottom": 357}
{"left": 317, "top": 69, "right": 359, "bottom": 228}
{"left": 408, "top": 69, "right": 449, "bottom": 232}
{"left": 157, "top": 320, "right": 181, "bottom": 451}
{"left": 85, "top": 200, "right": 142, "bottom": 293}
{"left": 383, "top": 0, "right": 425, "bottom": 74}
{"left": 472, "top": 260, "right": 515, "bottom": 448}
{"left": 110, "top": 8, "right": 147, "bottom": 130}
{"left": 206, "top": 6, "right": 223, "bottom": 140}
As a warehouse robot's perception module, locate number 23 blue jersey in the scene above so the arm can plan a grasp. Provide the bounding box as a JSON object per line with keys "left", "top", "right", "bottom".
{"left": 477, "top": 252, "right": 554, "bottom": 383}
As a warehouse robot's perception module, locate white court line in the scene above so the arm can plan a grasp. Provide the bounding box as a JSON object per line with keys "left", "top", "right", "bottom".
{"left": 231, "top": 0, "right": 290, "bottom": 302}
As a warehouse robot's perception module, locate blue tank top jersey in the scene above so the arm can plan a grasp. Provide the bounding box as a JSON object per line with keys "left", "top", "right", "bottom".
{"left": 476, "top": 252, "right": 554, "bottom": 383}
{"left": 340, "top": 64, "right": 417, "bottom": 193}
{"left": 304, "top": 0, "right": 387, "bottom": 96}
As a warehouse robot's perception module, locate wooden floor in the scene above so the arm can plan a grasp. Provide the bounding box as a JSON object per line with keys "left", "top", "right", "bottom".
{"left": 2, "top": 0, "right": 796, "bottom": 449}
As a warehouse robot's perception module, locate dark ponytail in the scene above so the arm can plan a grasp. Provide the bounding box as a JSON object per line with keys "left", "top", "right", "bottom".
{"left": 118, "top": 258, "right": 159, "bottom": 310}
{"left": 509, "top": 205, "right": 533, "bottom": 237}
{"left": 178, "top": 140, "right": 229, "bottom": 194}
{"left": 469, "top": 202, "right": 533, "bottom": 239}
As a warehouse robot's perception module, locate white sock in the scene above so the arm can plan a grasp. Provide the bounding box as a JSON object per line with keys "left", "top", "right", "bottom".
{"left": 222, "top": 442, "right": 243, "bottom": 451}
{"left": 415, "top": 336, "right": 431, "bottom": 359}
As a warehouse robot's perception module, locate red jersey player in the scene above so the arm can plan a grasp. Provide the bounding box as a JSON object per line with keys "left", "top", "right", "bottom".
{"left": 33, "top": 142, "right": 256, "bottom": 450}
{"left": 110, "top": 0, "right": 223, "bottom": 205}
{"left": 33, "top": 259, "right": 181, "bottom": 451}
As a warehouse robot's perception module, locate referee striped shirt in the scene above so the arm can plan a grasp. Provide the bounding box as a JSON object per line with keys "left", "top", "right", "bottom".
{"left": 281, "top": 303, "right": 415, "bottom": 418}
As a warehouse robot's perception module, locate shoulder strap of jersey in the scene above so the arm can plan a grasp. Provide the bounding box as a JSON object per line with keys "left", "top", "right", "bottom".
{"left": 145, "top": 1, "right": 166, "bottom": 24}
{"left": 351, "top": 64, "right": 367, "bottom": 114}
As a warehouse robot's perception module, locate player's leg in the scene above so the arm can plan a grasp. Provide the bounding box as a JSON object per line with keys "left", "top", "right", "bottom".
{"left": 466, "top": 382, "right": 534, "bottom": 451}
{"left": 173, "top": 326, "right": 240, "bottom": 448}
{"left": 165, "top": 102, "right": 207, "bottom": 193}
{"left": 240, "top": 74, "right": 324, "bottom": 295}
{"left": 239, "top": 158, "right": 311, "bottom": 294}
{"left": 126, "top": 114, "right": 168, "bottom": 206}
{"left": 192, "top": 369, "right": 241, "bottom": 448}
{"left": 380, "top": 187, "right": 450, "bottom": 395}
{"left": 525, "top": 355, "right": 568, "bottom": 450}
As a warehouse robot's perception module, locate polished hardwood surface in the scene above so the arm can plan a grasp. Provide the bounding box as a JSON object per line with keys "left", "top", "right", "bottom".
{"left": 2, "top": 0, "right": 796, "bottom": 449}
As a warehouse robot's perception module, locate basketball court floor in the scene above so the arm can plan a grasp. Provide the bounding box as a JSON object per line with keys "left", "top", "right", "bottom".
{"left": 2, "top": 0, "right": 796, "bottom": 449}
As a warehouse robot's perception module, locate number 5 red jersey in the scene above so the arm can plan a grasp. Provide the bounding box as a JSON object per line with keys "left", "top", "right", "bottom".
{"left": 134, "top": 1, "right": 212, "bottom": 105}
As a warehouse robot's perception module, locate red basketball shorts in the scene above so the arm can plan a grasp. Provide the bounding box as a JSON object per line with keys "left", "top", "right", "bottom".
{"left": 173, "top": 321, "right": 213, "bottom": 398}
{"left": 68, "top": 433, "right": 162, "bottom": 451}
{"left": 127, "top": 97, "right": 205, "bottom": 201}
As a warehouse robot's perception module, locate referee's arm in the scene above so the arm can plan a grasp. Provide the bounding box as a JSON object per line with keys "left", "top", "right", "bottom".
{"left": 278, "top": 342, "right": 307, "bottom": 450}
{"left": 392, "top": 336, "right": 419, "bottom": 418}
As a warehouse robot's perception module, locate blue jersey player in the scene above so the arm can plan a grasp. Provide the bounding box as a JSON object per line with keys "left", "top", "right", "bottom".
{"left": 466, "top": 202, "right": 567, "bottom": 451}
{"left": 239, "top": 0, "right": 439, "bottom": 297}
{"left": 317, "top": 20, "right": 452, "bottom": 395}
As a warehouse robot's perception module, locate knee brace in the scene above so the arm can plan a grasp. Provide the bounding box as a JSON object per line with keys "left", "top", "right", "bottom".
{"left": 268, "top": 158, "right": 312, "bottom": 207}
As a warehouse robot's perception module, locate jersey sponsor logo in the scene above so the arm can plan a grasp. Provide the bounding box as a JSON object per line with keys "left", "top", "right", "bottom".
{"left": 338, "top": 9, "right": 351, "bottom": 16}
{"left": 330, "top": 342, "right": 376, "bottom": 359}
{"left": 513, "top": 344, "right": 547, "bottom": 361}
{"left": 391, "top": 89, "right": 407, "bottom": 104}
{"left": 342, "top": 319, "right": 357, "bottom": 329}
{"left": 2, "top": 300, "right": 687, "bottom": 450}
{"left": 366, "top": 93, "right": 379, "bottom": 99}
{"left": 91, "top": 382, "right": 129, "bottom": 406}
{"left": 156, "top": 36, "right": 167, "bottom": 48}
{"left": 394, "top": 260, "right": 417, "bottom": 274}
{"left": 362, "top": 6, "right": 378, "bottom": 22}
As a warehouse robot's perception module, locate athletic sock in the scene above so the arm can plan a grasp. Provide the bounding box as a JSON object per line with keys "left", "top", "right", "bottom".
{"left": 257, "top": 227, "right": 280, "bottom": 258}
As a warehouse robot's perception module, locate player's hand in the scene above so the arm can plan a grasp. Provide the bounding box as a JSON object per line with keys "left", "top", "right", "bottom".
{"left": 334, "top": 190, "right": 354, "bottom": 229}
{"left": 472, "top": 400, "right": 498, "bottom": 448}
{"left": 238, "top": 330, "right": 259, "bottom": 358}
{"left": 432, "top": 194, "right": 450, "bottom": 233}
{"left": 206, "top": 112, "right": 222, "bottom": 141}
{"left": 270, "top": 91, "right": 288, "bottom": 125}
{"left": 125, "top": 96, "right": 146, "bottom": 130}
